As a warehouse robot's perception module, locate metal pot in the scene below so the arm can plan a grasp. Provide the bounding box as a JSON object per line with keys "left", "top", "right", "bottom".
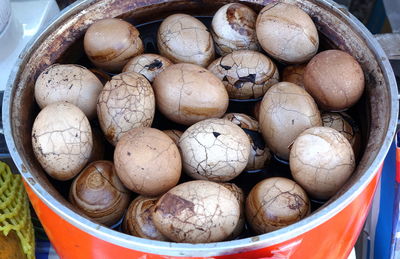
{"left": 3, "top": 0, "right": 398, "bottom": 258}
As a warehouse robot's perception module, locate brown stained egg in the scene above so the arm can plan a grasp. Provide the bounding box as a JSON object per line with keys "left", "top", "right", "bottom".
{"left": 84, "top": 18, "right": 144, "bottom": 72}
{"left": 222, "top": 113, "right": 271, "bottom": 171}
{"left": 123, "top": 196, "right": 169, "bottom": 241}
{"left": 123, "top": 54, "right": 173, "bottom": 82}
{"left": 157, "top": 14, "right": 215, "bottom": 67}
{"left": 114, "top": 127, "right": 181, "bottom": 196}
{"left": 256, "top": 2, "right": 319, "bottom": 63}
{"left": 34, "top": 64, "right": 103, "bottom": 119}
{"left": 208, "top": 50, "right": 279, "bottom": 99}
{"left": 322, "top": 112, "right": 361, "bottom": 158}
{"left": 220, "top": 183, "right": 245, "bottom": 239}
{"left": 152, "top": 180, "right": 240, "bottom": 243}
{"left": 211, "top": 3, "right": 260, "bottom": 56}
{"left": 245, "top": 177, "right": 310, "bottom": 234}
{"left": 69, "top": 161, "right": 130, "bottom": 226}
{"left": 304, "top": 50, "right": 365, "bottom": 111}
{"left": 179, "top": 118, "right": 250, "bottom": 182}
{"left": 259, "top": 82, "right": 322, "bottom": 160}
{"left": 282, "top": 64, "right": 307, "bottom": 88}
{"left": 163, "top": 130, "right": 183, "bottom": 146}
{"left": 31, "top": 102, "right": 93, "bottom": 181}
{"left": 290, "top": 127, "right": 356, "bottom": 200}
{"left": 153, "top": 63, "right": 229, "bottom": 126}
{"left": 97, "top": 72, "right": 155, "bottom": 145}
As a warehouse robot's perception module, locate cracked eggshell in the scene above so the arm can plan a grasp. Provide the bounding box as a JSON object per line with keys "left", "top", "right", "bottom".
{"left": 282, "top": 64, "right": 307, "bottom": 88}
{"left": 208, "top": 50, "right": 279, "bottom": 99}
{"left": 153, "top": 63, "right": 229, "bottom": 126}
{"left": 179, "top": 118, "right": 251, "bottom": 182}
{"left": 84, "top": 18, "right": 144, "bottom": 72}
{"left": 123, "top": 196, "right": 169, "bottom": 241}
{"left": 211, "top": 3, "right": 260, "bottom": 56}
{"left": 259, "top": 82, "right": 322, "bottom": 160}
{"left": 304, "top": 50, "right": 365, "bottom": 111}
{"left": 97, "top": 72, "right": 155, "bottom": 145}
{"left": 256, "top": 2, "right": 319, "bottom": 63}
{"left": 152, "top": 180, "right": 240, "bottom": 243}
{"left": 223, "top": 113, "right": 259, "bottom": 131}
{"left": 69, "top": 160, "right": 130, "bottom": 226}
{"left": 245, "top": 177, "right": 310, "bottom": 234}
{"left": 34, "top": 64, "right": 103, "bottom": 119}
{"left": 114, "top": 127, "right": 182, "bottom": 196}
{"left": 322, "top": 112, "right": 361, "bottom": 158}
{"left": 123, "top": 54, "right": 173, "bottom": 82}
{"left": 157, "top": 14, "right": 215, "bottom": 67}
{"left": 289, "top": 127, "right": 356, "bottom": 200}
{"left": 220, "top": 183, "right": 245, "bottom": 239}
{"left": 31, "top": 102, "right": 93, "bottom": 181}
{"left": 163, "top": 130, "right": 183, "bottom": 146}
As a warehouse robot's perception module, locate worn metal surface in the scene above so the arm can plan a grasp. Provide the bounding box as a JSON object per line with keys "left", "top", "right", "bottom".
{"left": 2, "top": 0, "right": 398, "bottom": 256}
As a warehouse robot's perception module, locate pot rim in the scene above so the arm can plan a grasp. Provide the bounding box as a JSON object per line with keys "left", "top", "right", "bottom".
{"left": 3, "top": 0, "right": 398, "bottom": 256}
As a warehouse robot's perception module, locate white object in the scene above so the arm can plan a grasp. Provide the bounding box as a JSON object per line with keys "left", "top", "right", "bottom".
{"left": 0, "top": 0, "right": 60, "bottom": 91}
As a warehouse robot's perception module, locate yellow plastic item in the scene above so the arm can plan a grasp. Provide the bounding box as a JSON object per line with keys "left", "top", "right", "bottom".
{"left": 0, "top": 161, "right": 35, "bottom": 259}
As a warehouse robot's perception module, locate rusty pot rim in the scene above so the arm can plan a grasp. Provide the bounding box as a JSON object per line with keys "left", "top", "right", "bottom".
{"left": 3, "top": 0, "right": 398, "bottom": 256}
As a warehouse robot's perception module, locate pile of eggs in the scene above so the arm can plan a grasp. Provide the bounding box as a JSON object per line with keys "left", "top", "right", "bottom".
{"left": 31, "top": 2, "right": 364, "bottom": 243}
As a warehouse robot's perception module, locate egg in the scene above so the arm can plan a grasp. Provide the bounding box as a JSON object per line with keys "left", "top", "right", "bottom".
{"left": 259, "top": 82, "right": 322, "bottom": 160}
{"left": 69, "top": 161, "right": 130, "bottom": 226}
{"left": 222, "top": 113, "right": 259, "bottom": 131}
{"left": 123, "top": 196, "right": 169, "bottom": 241}
{"left": 179, "top": 118, "right": 250, "bottom": 182}
{"left": 31, "top": 102, "right": 93, "bottom": 180}
{"left": 84, "top": 18, "right": 144, "bottom": 72}
{"left": 123, "top": 54, "right": 173, "bottom": 82}
{"left": 245, "top": 177, "right": 310, "bottom": 234}
{"left": 220, "top": 183, "right": 245, "bottom": 239}
{"left": 256, "top": 2, "right": 319, "bottom": 63}
{"left": 211, "top": 3, "right": 260, "bottom": 56}
{"left": 34, "top": 64, "right": 103, "bottom": 119}
{"left": 152, "top": 180, "right": 240, "bottom": 243}
{"left": 157, "top": 14, "right": 214, "bottom": 67}
{"left": 208, "top": 50, "right": 279, "bottom": 100}
{"left": 153, "top": 63, "right": 228, "bottom": 126}
{"left": 303, "top": 50, "right": 365, "bottom": 111}
{"left": 282, "top": 64, "right": 307, "bottom": 88}
{"left": 97, "top": 72, "right": 155, "bottom": 145}
{"left": 289, "top": 127, "right": 355, "bottom": 200}
{"left": 114, "top": 127, "right": 181, "bottom": 196}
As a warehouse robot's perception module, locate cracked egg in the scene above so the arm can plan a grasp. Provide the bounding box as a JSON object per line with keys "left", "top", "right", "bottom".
{"left": 208, "top": 50, "right": 279, "bottom": 100}
{"left": 245, "top": 177, "right": 310, "bottom": 234}
{"left": 289, "top": 126, "right": 356, "bottom": 200}
{"left": 179, "top": 118, "right": 250, "bottom": 182}
{"left": 69, "top": 160, "right": 130, "bottom": 226}
{"left": 123, "top": 54, "right": 173, "bottom": 82}
{"left": 31, "top": 102, "right": 93, "bottom": 181}
{"left": 152, "top": 180, "right": 240, "bottom": 243}
{"left": 211, "top": 3, "right": 260, "bottom": 56}
{"left": 220, "top": 183, "right": 245, "bottom": 240}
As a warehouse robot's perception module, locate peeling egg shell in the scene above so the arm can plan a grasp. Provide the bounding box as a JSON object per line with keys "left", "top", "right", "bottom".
{"left": 157, "top": 14, "right": 215, "bottom": 67}
{"left": 97, "top": 72, "right": 155, "bottom": 145}
{"left": 84, "top": 18, "right": 144, "bottom": 72}
{"left": 220, "top": 183, "right": 245, "bottom": 239}
{"left": 31, "top": 102, "right": 93, "bottom": 181}
{"left": 179, "top": 118, "right": 251, "bottom": 182}
{"left": 34, "top": 64, "right": 103, "bottom": 119}
{"left": 123, "top": 196, "right": 169, "bottom": 241}
{"left": 211, "top": 3, "right": 260, "bottom": 56}
{"left": 163, "top": 130, "right": 183, "bottom": 146}
{"left": 256, "top": 2, "right": 319, "bottom": 63}
{"left": 208, "top": 50, "right": 279, "bottom": 99}
{"left": 245, "top": 177, "right": 310, "bottom": 234}
{"left": 152, "top": 180, "right": 240, "bottom": 243}
{"left": 322, "top": 112, "right": 361, "bottom": 158}
{"left": 289, "top": 127, "right": 356, "bottom": 200}
{"left": 69, "top": 160, "right": 130, "bottom": 226}
{"left": 259, "top": 82, "right": 322, "bottom": 160}
{"left": 114, "top": 127, "right": 182, "bottom": 196}
{"left": 282, "top": 64, "right": 307, "bottom": 88}
{"left": 222, "top": 113, "right": 259, "bottom": 131}
{"left": 153, "top": 63, "right": 229, "bottom": 126}
{"left": 245, "top": 131, "right": 271, "bottom": 171}
{"left": 123, "top": 54, "right": 173, "bottom": 82}
{"left": 304, "top": 50, "right": 365, "bottom": 111}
